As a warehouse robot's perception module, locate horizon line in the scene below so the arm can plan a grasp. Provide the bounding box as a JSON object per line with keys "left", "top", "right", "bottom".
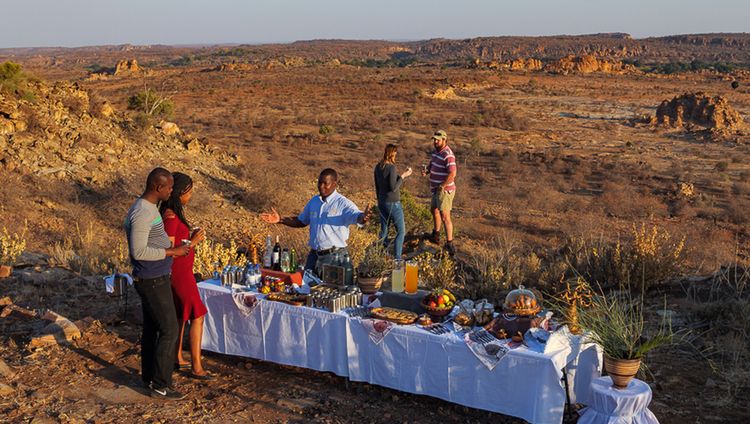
{"left": 1, "top": 31, "right": 749, "bottom": 51}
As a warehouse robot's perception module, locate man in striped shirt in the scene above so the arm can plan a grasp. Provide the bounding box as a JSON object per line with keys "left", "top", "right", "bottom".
{"left": 422, "top": 130, "right": 457, "bottom": 255}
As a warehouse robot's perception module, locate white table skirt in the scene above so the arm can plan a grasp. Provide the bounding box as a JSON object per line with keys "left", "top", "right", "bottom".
{"left": 200, "top": 282, "right": 349, "bottom": 376}
{"left": 198, "top": 281, "right": 601, "bottom": 424}
{"left": 578, "top": 377, "right": 659, "bottom": 424}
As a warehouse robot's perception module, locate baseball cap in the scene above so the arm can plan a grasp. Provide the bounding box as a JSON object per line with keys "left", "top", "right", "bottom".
{"left": 431, "top": 130, "right": 447, "bottom": 141}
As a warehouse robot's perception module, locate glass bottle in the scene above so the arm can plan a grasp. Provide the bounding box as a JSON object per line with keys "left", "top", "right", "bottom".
{"left": 280, "top": 248, "right": 291, "bottom": 273}
{"left": 263, "top": 235, "right": 273, "bottom": 268}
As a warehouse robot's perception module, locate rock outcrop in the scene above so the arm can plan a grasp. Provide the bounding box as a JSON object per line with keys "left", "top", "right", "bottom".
{"left": 544, "top": 54, "right": 635, "bottom": 74}
{"left": 509, "top": 58, "right": 543, "bottom": 71}
{"left": 113, "top": 59, "right": 143, "bottom": 76}
{"left": 655, "top": 92, "right": 744, "bottom": 132}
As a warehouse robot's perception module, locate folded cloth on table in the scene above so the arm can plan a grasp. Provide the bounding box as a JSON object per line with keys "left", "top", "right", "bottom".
{"left": 103, "top": 273, "right": 133, "bottom": 293}
{"left": 232, "top": 292, "right": 259, "bottom": 317}
{"left": 464, "top": 329, "right": 509, "bottom": 370}
{"left": 544, "top": 325, "right": 572, "bottom": 355}
{"left": 524, "top": 328, "right": 548, "bottom": 353}
{"left": 302, "top": 269, "right": 322, "bottom": 287}
{"left": 360, "top": 318, "right": 393, "bottom": 344}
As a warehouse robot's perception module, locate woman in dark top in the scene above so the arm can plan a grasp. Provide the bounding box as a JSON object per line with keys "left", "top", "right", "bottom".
{"left": 374, "top": 144, "right": 413, "bottom": 258}
{"left": 160, "top": 172, "right": 212, "bottom": 380}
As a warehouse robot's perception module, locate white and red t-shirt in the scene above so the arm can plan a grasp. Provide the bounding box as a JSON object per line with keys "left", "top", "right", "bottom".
{"left": 429, "top": 145, "right": 457, "bottom": 193}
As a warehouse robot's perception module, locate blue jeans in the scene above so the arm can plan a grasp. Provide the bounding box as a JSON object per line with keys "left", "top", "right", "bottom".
{"left": 378, "top": 201, "right": 405, "bottom": 258}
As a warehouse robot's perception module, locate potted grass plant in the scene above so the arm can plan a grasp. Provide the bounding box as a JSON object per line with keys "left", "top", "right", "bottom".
{"left": 0, "top": 226, "right": 27, "bottom": 279}
{"left": 565, "top": 285, "right": 679, "bottom": 389}
{"left": 356, "top": 243, "right": 392, "bottom": 294}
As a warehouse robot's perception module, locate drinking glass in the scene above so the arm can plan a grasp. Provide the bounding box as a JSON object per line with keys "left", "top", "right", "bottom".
{"left": 405, "top": 261, "right": 418, "bottom": 294}
{"left": 391, "top": 259, "right": 405, "bottom": 293}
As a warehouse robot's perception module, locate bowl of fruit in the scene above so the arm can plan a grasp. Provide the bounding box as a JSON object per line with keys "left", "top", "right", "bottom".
{"left": 421, "top": 289, "right": 456, "bottom": 319}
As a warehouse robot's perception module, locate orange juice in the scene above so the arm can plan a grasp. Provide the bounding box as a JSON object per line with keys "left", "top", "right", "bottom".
{"left": 405, "top": 262, "right": 418, "bottom": 294}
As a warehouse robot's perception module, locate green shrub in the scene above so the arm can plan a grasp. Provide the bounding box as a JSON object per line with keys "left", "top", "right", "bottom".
{"left": 400, "top": 189, "right": 432, "bottom": 234}
{"left": 318, "top": 124, "right": 334, "bottom": 136}
{"left": 127, "top": 89, "right": 174, "bottom": 118}
{"left": 0, "top": 61, "right": 34, "bottom": 98}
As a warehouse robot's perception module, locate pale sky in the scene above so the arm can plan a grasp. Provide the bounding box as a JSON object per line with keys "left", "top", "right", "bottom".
{"left": 2, "top": 0, "right": 748, "bottom": 48}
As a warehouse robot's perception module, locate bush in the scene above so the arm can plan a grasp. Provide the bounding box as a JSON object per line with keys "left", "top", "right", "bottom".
{"left": 193, "top": 239, "right": 242, "bottom": 278}
{"left": 318, "top": 124, "right": 334, "bottom": 136}
{"left": 564, "top": 224, "right": 686, "bottom": 291}
{"left": 415, "top": 251, "right": 456, "bottom": 291}
{"left": 49, "top": 224, "right": 129, "bottom": 275}
{"left": 127, "top": 89, "right": 174, "bottom": 118}
{"left": 400, "top": 189, "right": 432, "bottom": 234}
{"left": 0, "top": 225, "right": 27, "bottom": 266}
{"left": 0, "top": 61, "right": 34, "bottom": 98}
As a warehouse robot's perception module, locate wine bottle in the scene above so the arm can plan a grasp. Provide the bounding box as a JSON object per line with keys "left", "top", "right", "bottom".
{"left": 343, "top": 253, "right": 354, "bottom": 286}
{"left": 290, "top": 248, "right": 297, "bottom": 272}
{"left": 272, "top": 235, "right": 281, "bottom": 271}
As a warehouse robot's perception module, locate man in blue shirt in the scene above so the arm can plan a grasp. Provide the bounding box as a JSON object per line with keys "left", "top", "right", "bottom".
{"left": 261, "top": 168, "right": 371, "bottom": 271}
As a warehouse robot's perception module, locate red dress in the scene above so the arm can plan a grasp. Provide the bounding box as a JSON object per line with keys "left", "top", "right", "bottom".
{"left": 163, "top": 211, "right": 208, "bottom": 322}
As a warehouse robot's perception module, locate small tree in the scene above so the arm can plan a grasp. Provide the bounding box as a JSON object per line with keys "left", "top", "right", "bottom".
{"left": 0, "top": 61, "right": 35, "bottom": 98}
{"left": 127, "top": 88, "right": 174, "bottom": 118}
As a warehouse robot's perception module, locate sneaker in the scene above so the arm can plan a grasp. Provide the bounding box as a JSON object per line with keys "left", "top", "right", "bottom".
{"left": 429, "top": 230, "right": 440, "bottom": 244}
{"left": 149, "top": 383, "right": 186, "bottom": 400}
{"left": 445, "top": 241, "right": 456, "bottom": 257}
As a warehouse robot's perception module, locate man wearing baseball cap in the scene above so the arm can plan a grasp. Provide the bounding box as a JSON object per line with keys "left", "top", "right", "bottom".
{"left": 421, "top": 130, "right": 457, "bottom": 255}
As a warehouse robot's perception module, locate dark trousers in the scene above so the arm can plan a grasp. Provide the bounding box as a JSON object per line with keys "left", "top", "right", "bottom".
{"left": 134, "top": 275, "right": 178, "bottom": 389}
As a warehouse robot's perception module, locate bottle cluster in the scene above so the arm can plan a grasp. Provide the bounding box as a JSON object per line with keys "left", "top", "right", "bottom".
{"left": 263, "top": 235, "right": 298, "bottom": 273}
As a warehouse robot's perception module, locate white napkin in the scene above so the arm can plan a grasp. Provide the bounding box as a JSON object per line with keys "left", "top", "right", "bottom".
{"left": 360, "top": 318, "right": 393, "bottom": 344}
{"left": 464, "top": 329, "right": 509, "bottom": 370}
{"left": 231, "top": 292, "right": 259, "bottom": 317}
{"left": 103, "top": 273, "right": 133, "bottom": 293}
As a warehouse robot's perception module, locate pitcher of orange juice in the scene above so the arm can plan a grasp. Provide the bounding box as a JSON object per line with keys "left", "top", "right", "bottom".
{"left": 405, "top": 261, "right": 418, "bottom": 294}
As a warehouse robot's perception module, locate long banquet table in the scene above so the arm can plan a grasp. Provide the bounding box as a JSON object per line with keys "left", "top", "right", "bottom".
{"left": 198, "top": 281, "right": 601, "bottom": 424}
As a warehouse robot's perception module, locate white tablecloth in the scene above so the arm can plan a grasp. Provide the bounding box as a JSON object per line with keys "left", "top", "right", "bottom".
{"left": 198, "top": 281, "right": 601, "bottom": 424}
{"left": 200, "top": 282, "right": 348, "bottom": 376}
{"left": 578, "top": 377, "right": 659, "bottom": 424}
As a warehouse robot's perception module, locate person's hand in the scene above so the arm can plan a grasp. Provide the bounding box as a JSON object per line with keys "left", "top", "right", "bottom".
{"left": 401, "top": 167, "right": 413, "bottom": 179}
{"left": 190, "top": 228, "right": 206, "bottom": 245}
{"left": 421, "top": 164, "right": 429, "bottom": 177}
{"left": 260, "top": 207, "right": 280, "bottom": 224}
{"left": 360, "top": 203, "right": 373, "bottom": 224}
{"left": 168, "top": 245, "right": 191, "bottom": 257}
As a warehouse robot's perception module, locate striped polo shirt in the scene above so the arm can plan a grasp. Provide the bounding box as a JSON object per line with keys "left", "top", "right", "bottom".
{"left": 124, "top": 198, "right": 173, "bottom": 279}
{"left": 429, "top": 145, "right": 457, "bottom": 193}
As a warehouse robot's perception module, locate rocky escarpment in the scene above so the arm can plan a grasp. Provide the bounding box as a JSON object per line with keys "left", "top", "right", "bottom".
{"left": 482, "top": 54, "right": 636, "bottom": 74}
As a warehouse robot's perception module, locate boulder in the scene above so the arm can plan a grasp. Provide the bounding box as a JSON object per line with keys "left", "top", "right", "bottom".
{"left": 99, "top": 101, "right": 114, "bottom": 118}
{"left": 159, "top": 121, "right": 180, "bottom": 136}
{"left": 28, "top": 310, "right": 82, "bottom": 347}
{"left": 655, "top": 92, "right": 744, "bottom": 131}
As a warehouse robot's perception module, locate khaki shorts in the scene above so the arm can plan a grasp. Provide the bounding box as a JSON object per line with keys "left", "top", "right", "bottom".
{"left": 431, "top": 190, "right": 455, "bottom": 213}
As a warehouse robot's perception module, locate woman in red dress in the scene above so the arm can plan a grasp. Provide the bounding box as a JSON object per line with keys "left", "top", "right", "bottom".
{"left": 160, "top": 172, "right": 212, "bottom": 380}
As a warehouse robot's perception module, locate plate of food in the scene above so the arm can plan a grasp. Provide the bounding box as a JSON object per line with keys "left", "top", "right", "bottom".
{"left": 266, "top": 292, "right": 308, "bottom": 306}
{"left": 370, "top": 307, "right": 418, "bottom": 325}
